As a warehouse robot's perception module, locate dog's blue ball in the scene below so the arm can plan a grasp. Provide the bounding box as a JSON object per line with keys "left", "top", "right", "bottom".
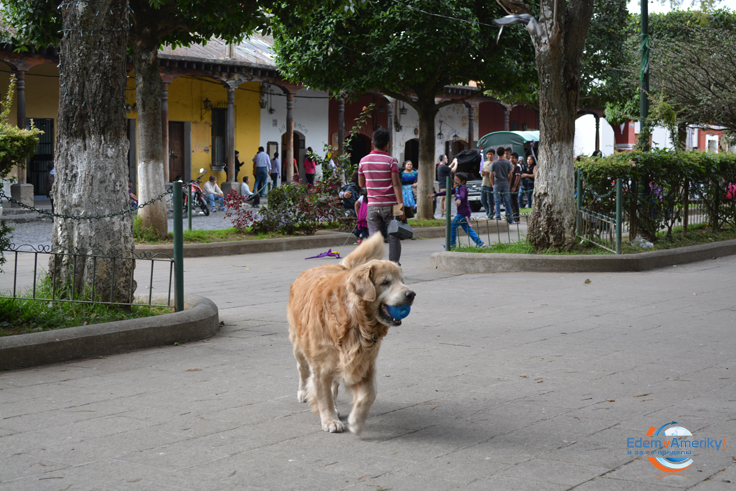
{"left": 386, "top": 304, "right": 411, "bottom": 320}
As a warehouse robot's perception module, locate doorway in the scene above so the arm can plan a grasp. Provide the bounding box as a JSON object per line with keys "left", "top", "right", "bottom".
{"left": 169, "top": 122, "right": 185, "bottom": 181}
{"left": 403, "top": 139, "right": 419, "bottom": 167}
{"left": 281, "top": 131, "right": 305, "bottom": 179}
{"left": 211, "top": 108, "right": 227, "bottom": 169}
{"left": 349, "top": 134, "right": 372, "bottom": 167}
{"left": 445, "top": 140, "right": 466, "bottom": 161}
{"left": 27, "top": 118, "right": 54, "bottom": 197}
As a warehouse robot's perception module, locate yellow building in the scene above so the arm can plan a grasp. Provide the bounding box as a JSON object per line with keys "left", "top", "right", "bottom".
{"left": 1, "top": 36, "right": 315, "bottom": 203}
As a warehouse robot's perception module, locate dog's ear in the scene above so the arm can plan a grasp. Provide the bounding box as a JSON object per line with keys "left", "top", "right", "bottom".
{"left": 348, "top": 264, "right": 376, "bottom": 302}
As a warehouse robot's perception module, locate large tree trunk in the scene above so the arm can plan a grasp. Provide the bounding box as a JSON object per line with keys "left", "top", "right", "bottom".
{"left": 415, "top": 104, "right": 438, "bottom": 221}
{"left": 131, "top": 40, "right": 168, "bottom": 239}
{"left": 51, "top": 0, "right": 134, "bottom": 303}
{"left": 519, "top": 0, "right": 594, "bottom": 250}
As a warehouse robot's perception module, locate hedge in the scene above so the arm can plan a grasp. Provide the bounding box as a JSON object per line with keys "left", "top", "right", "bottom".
{"left": 576, "top": 150, "right": 736, "bottom": 241}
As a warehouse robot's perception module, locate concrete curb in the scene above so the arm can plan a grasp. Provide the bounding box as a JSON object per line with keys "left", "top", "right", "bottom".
{"left": 0, "top": 294, "right": 219, "bottom": 371}
{"left": 430, "top": 238, "right": 736, "bottom": 273}
{"left": 134, "top": 224, "right": 511, "bottom": 257}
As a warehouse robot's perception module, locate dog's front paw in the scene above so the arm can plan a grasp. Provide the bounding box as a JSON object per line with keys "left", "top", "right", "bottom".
{"left": 322, "top": 420, "right": 345, "bottom": 433}
{"left": 348, "top": 416, "right": 364, "bottom": 436}
{"left": 297, "top": 390, "right": 308, "bottom": 403}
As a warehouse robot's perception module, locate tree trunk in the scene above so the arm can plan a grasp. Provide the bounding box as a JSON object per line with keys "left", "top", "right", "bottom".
{"left": 524, "top": 0, "right": 594, "bottom": 251}
{"left": 131, "top": 41, "right": 168, "bottom": 239}
{"left": 415, "top": 104, "right": 438, "bottom": 221}
{"left": 51, "top": 0, "right": 135, "bottom": 303}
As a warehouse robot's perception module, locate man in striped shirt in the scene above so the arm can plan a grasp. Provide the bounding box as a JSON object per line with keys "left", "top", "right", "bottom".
{"left": 358, "top": 127, "right": 405, "bottom": 264}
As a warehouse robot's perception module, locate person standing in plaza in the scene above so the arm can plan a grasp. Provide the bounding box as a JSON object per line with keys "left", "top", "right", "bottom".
{"left": 270, "top": 151, "right": 280, "bottom": 188}
{"left": 400, "top": 160, "right": 418, "bottom": 213}
{"left": 358, "top": 127, "right": 405, "bottom": 264}
{"left": 520, "top": 155, "right": 536, "bottom": 209}
{"left": 480, "top": 148, "right": 495, "bottom": 219}
{"left": 303, "top": 147, "right": 317, "bottom": 186}
{"left": 490, "top": 146, "right": 513, "bottom": 223}
{"left": 252, "top": 146, "right": 271, "bottom": 197}
{"left": 509, "top": 152, "right": 522, "bottom": 223}
{"left": 436, "top": 154, "right": 452, "bottom": 217}
{"left": 234, "top": 150, "right": 243, "bottom": 181}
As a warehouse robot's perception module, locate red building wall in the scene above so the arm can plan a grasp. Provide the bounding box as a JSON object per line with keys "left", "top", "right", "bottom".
{"left": 478, "top": 102, "right": 505, "bottom": 137}
{"left": 328, "top": 94, "right": 389, "bottom": 144}
{"left": 478, "top": 102, "right": 538, "bottom": 137}
{"left": 510, "top": 106, "right": 539, "bottom": 131}
{"left": 697, "top": 128, "right": 725, "bottom": 151}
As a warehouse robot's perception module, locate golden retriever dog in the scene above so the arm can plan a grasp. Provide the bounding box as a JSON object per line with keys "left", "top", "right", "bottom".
{"left": 287, "top": 232, "right": 415, "bottom": 435}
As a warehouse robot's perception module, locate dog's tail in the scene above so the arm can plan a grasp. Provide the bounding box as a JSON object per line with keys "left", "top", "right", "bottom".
{"left": 341, "top": 233, "right": 385, "bottom": 269}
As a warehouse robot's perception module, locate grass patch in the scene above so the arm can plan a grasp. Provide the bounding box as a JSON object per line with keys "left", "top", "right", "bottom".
{"left": 453, "top": 240, "right": 608, "bottom": 255}
{"left": 408, "top": 218, "right": 446, "bottom": 228}
{"left": 0, "top": 294, "right": 171, "bottom": 337}
{"left": 135, "top": 226, "right": 298, "bottom": 245}
{"left": 450, "top": 223, "right": 735, "bottom": 255}
{"left": 0, "top": 274, "right": 173, "bottom": 336}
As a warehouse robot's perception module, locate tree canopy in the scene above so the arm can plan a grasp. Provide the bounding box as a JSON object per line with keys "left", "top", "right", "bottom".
{"left": 274, "top": 0, "right": 535, "bottom": 103}
{"left": 605, "top": 8, "right": 736, "bottom": 138}
{"left": 273, "top": 0, "right": 536, "bottom": 220}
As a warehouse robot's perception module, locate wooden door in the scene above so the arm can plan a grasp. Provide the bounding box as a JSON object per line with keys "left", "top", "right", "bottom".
{"left": 169, "top": 122, "right": 185, "bottom": 181}
{"left": 28, "top": 118, "right": 54, "bottom": 195}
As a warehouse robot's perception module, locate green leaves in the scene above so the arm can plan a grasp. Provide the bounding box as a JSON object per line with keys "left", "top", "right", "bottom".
{"left": 273, "top": 0, "right": 536, "bottom": 100}
{"left": 0, "top": 76, "right": 43, "bottom": 178}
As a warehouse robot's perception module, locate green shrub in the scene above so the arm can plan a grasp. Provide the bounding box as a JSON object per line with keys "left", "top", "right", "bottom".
{"left": 576, "top": 150, "right": 736, "bottom": 240}
{"left": 252, "top": 176, "right": 342, "bottom": 235}
{"left": 1, "top": 76, "right": 42, "bottom": 270}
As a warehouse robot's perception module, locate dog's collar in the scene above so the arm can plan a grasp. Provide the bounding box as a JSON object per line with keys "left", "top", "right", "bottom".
{"left": 364, "top": 333, "right": 379, "bottom": 344}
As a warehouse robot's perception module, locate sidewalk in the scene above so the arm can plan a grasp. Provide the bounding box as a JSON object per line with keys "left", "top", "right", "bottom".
{"left": 1, "top": 238, "right": 735, "bottom": 490}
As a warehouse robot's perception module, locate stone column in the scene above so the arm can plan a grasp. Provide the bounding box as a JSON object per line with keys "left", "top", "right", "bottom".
{"left": 467, "top": 103, "right": 475, "bottom": 148}
{"left": 387, "top": 100, "right": 393, "bottom": 156}
{"left": 337, "top": 97, "right": 345, "bottom": 159}
{"left": 221, "top": 84, "right": 238, "bottom": 197}
{"left": 161, "top": 81, "right": 170, "bottom": 182}
{"left": 10, "top": 70, "right": 33, "bottom": 208}
{"left": 285, "top": 92, "right": 294, "bottom": 183}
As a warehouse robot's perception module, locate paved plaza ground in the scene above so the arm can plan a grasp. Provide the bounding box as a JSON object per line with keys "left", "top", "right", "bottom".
{"left": 1, "top": 235, "right": 735, "bottom": 490}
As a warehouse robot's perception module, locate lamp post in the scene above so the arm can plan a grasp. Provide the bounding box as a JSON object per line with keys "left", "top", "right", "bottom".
{"left": 640, "top": 0, "right": 650, "bottom": 151}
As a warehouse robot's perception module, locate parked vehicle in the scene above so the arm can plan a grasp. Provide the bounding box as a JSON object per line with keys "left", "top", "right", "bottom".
{"left": 183, "top": 168, "right": 210, "bottom": 216}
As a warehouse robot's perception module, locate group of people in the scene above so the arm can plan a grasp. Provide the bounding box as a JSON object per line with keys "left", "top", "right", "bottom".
{"left": 430, "top": 146, "right": 537, "bottom": 248}
{"left": 479, "top": 146, "right": 536, "bottom": 223}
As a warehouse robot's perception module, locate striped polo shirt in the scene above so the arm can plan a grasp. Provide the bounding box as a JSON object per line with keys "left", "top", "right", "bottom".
{"left": 358, "top": 150, "right": 399, "bottom": 207}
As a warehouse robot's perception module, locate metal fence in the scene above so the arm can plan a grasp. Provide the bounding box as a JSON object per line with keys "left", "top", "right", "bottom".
{"left": 441, "top": 176, "right": 530, "bottom": 249}
{"left": 448, "top": 215, "right": 529, "bottom": 249}
{"left": 1, "top": 245, "right": 176, "bottom": 308}
{"left": 576, "top": 169, "right": 623, "bottom": 254}
{"left": 1, "top": 182, "right": 186, "bottom": 311}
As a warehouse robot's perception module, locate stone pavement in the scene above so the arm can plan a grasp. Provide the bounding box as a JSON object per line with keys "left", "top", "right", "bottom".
{"left": 1, "top": 239, "right": 735, "bottom": 490}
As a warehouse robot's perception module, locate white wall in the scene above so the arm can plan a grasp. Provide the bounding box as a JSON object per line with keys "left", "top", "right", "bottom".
{"left": 651, "top": 126, "right": 674, "bottom": 150}
{"left": 259, "top": 86, "right": 330, "bottom": 183}
{"left": 391, "top": 98, "right": 478, "bottom": 164}
{"left": 574, "top": 114, "right": 615, "bottom": 156}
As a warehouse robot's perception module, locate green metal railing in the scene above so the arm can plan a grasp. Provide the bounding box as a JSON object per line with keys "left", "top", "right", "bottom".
{"left": 1, "top": 184, "right": 185, "bottom": 311}
{"left": 576, "top": 168, "right": 623, "bottom": 254}
{"left": 443, "top": 176, "right": 529, "bottom": 250}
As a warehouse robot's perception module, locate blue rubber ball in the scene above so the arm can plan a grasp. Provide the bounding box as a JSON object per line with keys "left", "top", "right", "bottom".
{"left": 386, "top": 304, "right": 411, "bottom": 320}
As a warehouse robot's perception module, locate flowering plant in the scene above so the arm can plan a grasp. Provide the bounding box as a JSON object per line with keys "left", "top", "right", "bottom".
{"left": 223, "top": 190, "right": 256, "bottom": 233}
{"left": 253, "top": 178, "right": 341, "bottom": 235}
